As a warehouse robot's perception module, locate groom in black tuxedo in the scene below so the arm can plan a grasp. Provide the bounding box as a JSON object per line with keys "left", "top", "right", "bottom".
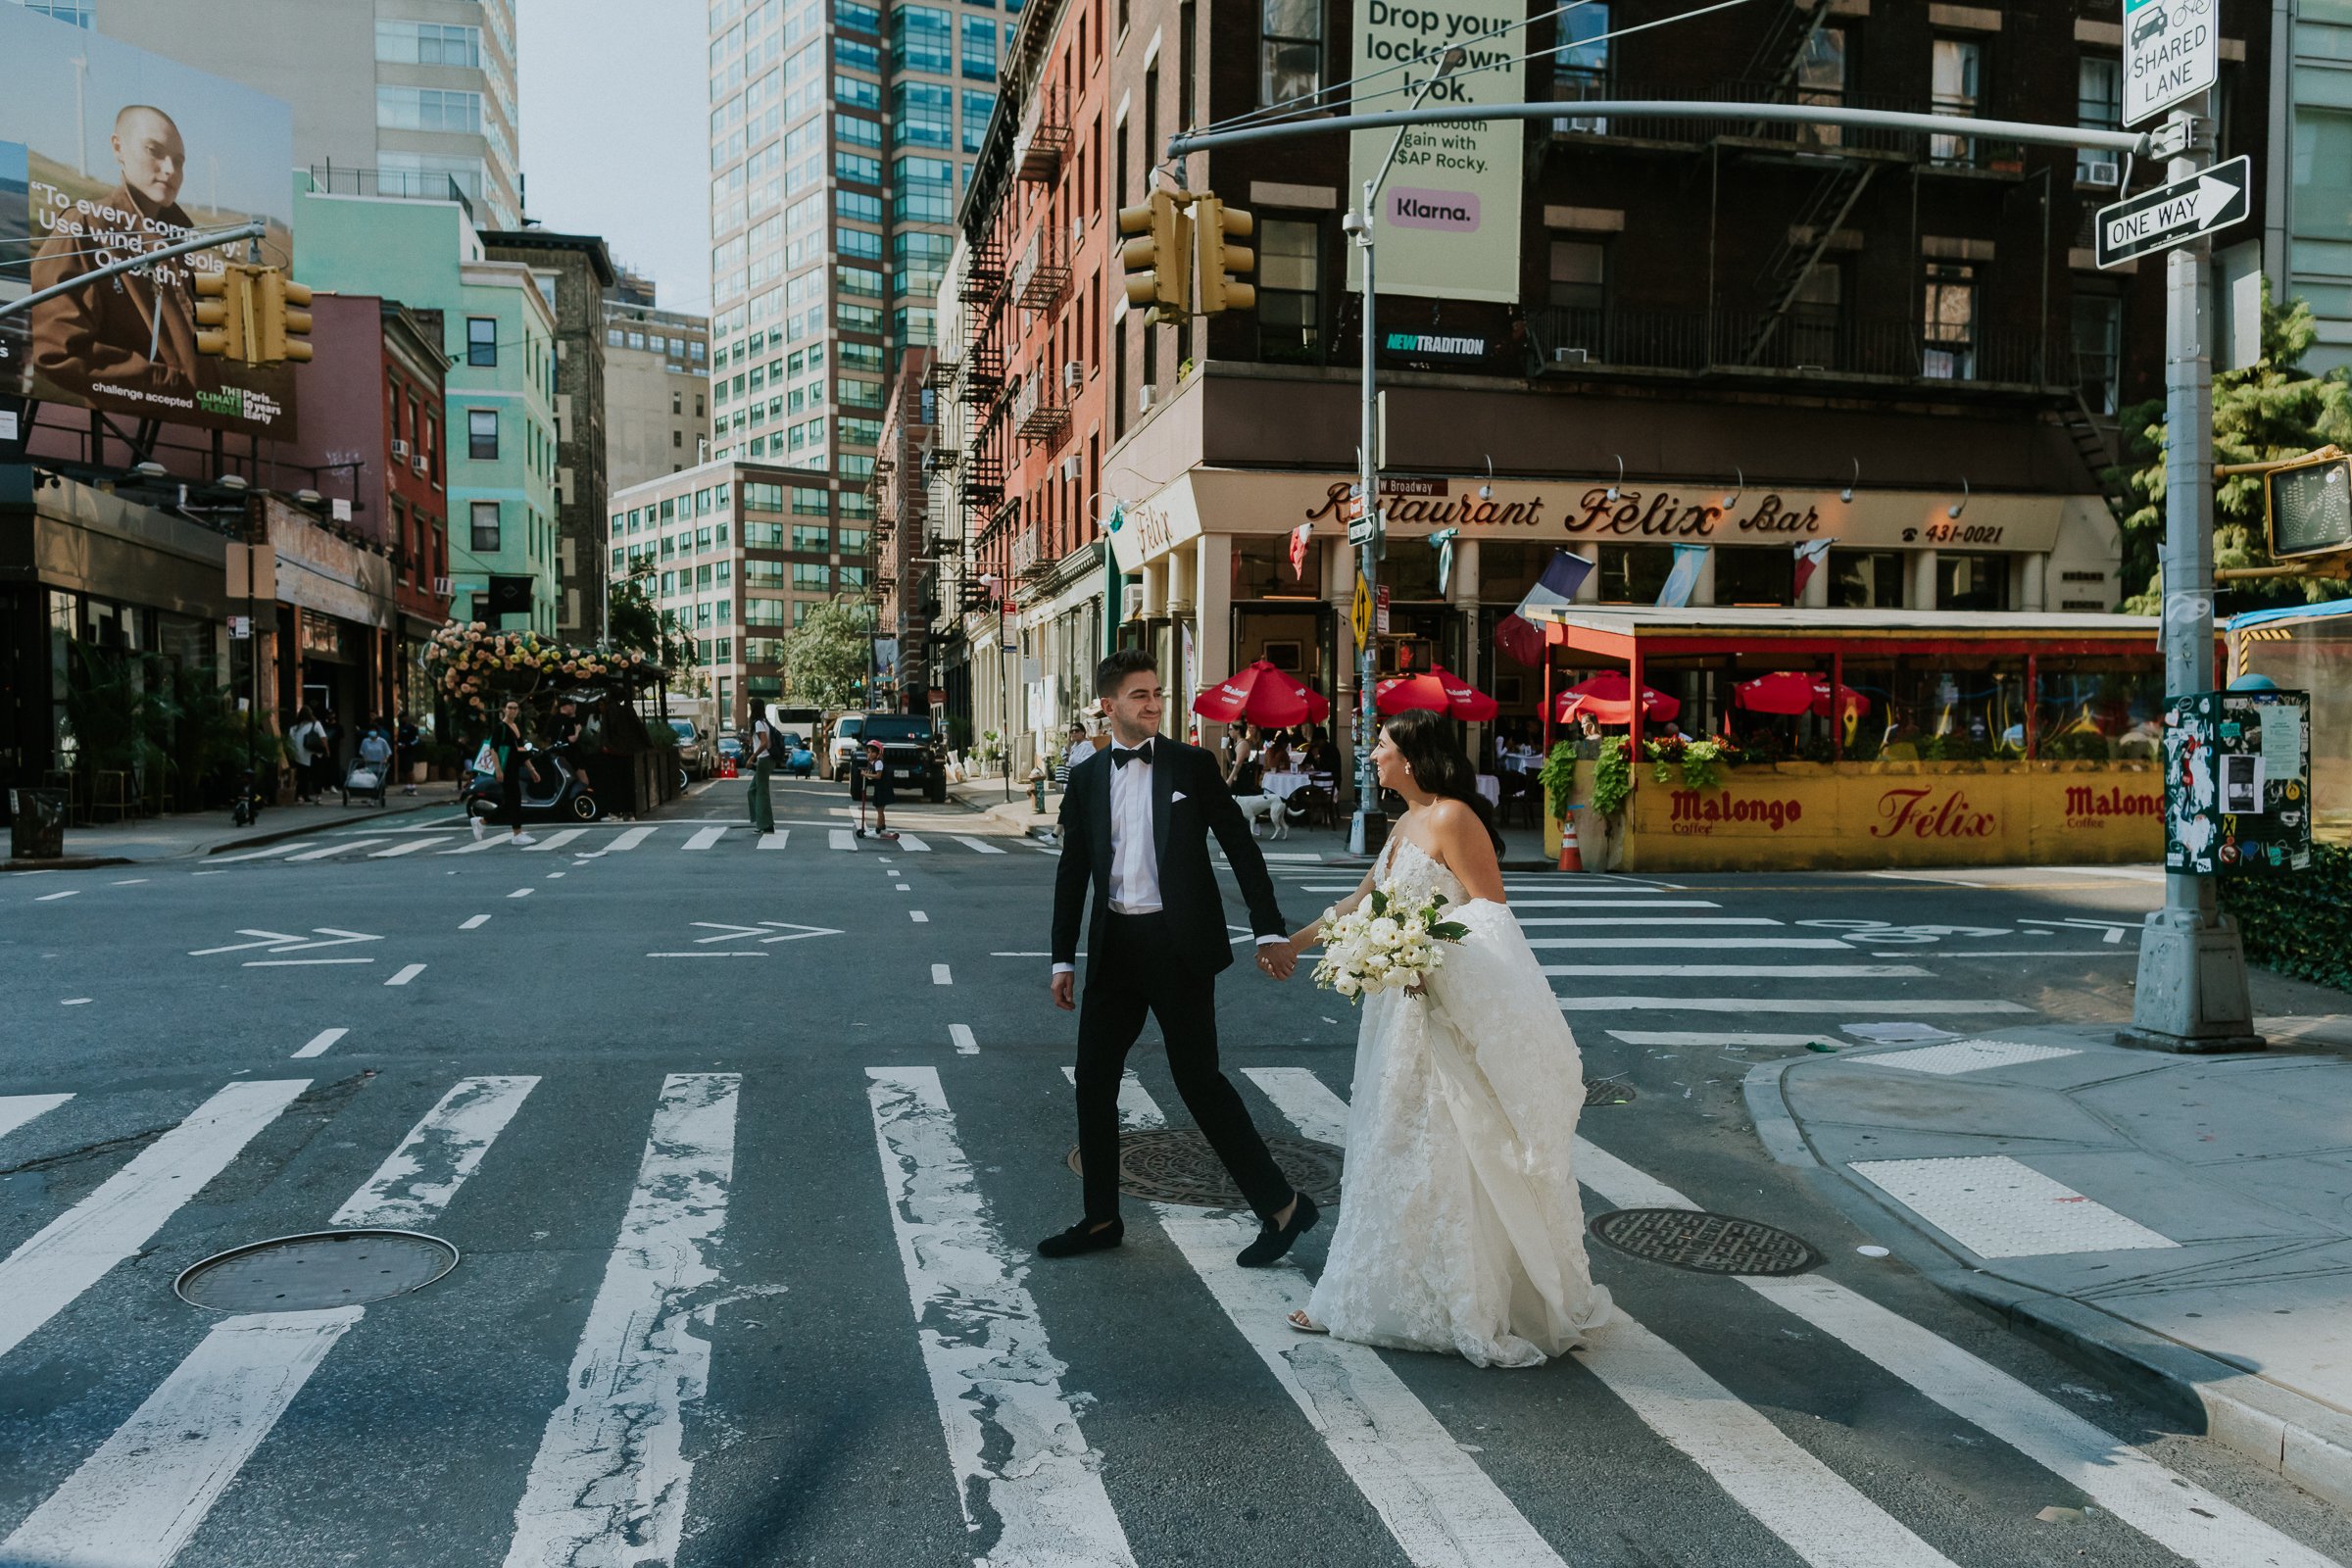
{"left": 1042, "top": 648, "right": 1320, "bottom": 1266}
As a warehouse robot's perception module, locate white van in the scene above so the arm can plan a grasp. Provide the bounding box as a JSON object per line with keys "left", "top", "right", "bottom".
{"left": 826, "top": 712, "right": 865, "bottom": 780}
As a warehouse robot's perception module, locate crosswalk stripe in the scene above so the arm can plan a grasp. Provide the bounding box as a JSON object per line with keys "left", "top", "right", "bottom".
{"left": 1529, "top": 937, "right": 1852, "bottom": 950}
{"left": 829, "top": 829, "right": 858, "bottom": 851}
{"left": 758, "top": 828, "right": 790, "bottom": 849}
{"left": 1245, "top": 1070, "right": 1959, "bottom": 1568}
{"left": 0, "top": 1080, "right": 309, "bottom": 1362}
{"left": 866, "top": 1068, "right": 1138, "bottom": 1566}
{"left": 1519, "top": 917, "right": 1782, "bottom": 927}
{"left": 1607, "top": 1032, "right": 1837, "bottom": 1048}
{"left": 438, "top": 835, "right": 507, "bottom": 855}
{"left": 285, "top": 840, "right": 386, "bottom": 860}
{"left": 1094, "top": 1068, "right": 1569, "bottom": 1567}
{"left": 590, "top": 825, "right": 659, "bottom": 855}
{"left": 1557, "top": 997, "right": 2033, "bottom": 1014}
{"left": 891, "top": 832, "right": 930, "bottom": 851}
{"left": 331, "top": 1076, "right": 540, "bottom": 1229}
{"left": 1563, "top": 1140, "right": 2340, "bottom": 1568}
{"left": 953, "top": 835, "right": 1006, "bottom": 854}
{"left": 1512, "top": 899, "right": 1723, "bottom": 909}
{"left": 0, "top": 1094, "right": 73, "bottom": 1144}
{"left": 682, "top": 826, "right": 729, "bottom": 850}
{"left": 210, "top": 842, "right": 313, "bottom": 861}
{"left": 520, "top": 829, "right": 587, "bottom": 853}
{"left": 1543, "top": 964, "right": 1930, "bottom": 979}
{"left": 369, "top": 837, "right": 452, "bottom": 858}
{"left": 503, "top": 1074, "right": 740, "bottom": 1567}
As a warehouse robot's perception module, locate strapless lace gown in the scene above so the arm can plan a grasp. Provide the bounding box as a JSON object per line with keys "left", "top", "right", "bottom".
{"left": 1305, "top": 835, "right": 1614, "bottom": 1368}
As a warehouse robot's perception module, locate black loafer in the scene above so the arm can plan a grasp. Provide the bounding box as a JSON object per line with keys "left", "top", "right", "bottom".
{"left": 1237, "top": 1192, "right": 1319, "bottom": 1268}
{"left": 1037, "top": 1217, "right": 1124, "bottom": 1257}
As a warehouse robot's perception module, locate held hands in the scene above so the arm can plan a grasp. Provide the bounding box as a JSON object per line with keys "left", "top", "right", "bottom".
{"left": 1256, "top": 940, "right": 1298, "bottom": 982}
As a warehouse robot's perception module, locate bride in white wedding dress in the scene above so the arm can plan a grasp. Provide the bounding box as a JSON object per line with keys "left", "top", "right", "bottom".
{"left": 1271, "top": 708, "right": 1613, "bottom": 1368}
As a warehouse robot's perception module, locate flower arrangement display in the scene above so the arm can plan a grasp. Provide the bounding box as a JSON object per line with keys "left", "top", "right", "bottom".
{"left": 420, "top": 622, "right": 662, "bottom": 714}
{"left": 1312, "top": 885, "right": 1472, "bottom": 1002}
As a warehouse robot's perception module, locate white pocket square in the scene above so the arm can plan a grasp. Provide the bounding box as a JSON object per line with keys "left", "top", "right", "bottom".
{"left": 1171, "top": 790, "right": 1188, "bottom": 802}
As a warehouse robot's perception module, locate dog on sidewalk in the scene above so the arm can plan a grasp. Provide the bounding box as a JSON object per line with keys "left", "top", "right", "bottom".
{"left": 1232, "top": 792, "right": 1292, "bottom": 840}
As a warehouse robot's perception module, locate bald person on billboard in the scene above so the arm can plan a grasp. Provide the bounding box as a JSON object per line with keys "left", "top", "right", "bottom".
{"left": 29, "top": 104, "right": 218, "bottom": 406}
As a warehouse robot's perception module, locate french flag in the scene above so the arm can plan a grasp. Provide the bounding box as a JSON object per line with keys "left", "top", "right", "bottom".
{"left": 1493, "top": 550, "right": 1593, "bottom": 665}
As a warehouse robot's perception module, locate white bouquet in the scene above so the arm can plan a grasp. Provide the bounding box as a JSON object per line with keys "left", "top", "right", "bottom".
{"left": 1312, "top": 884, "right": 1472, "bottom": 1002}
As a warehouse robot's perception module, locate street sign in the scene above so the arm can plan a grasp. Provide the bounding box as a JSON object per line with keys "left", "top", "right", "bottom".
{"left": 228, "top": 615, "right": 252, "bottom": 640}
{"left": 1350, "top": 577, "right": 1372, "bottom": 650}
{"left": 1375, "top": 584, "right": 1391, "bottom": 636}
{"left": 1348, "top": 514, "right": 1376, "bottom": 547}
{"left": 2094, "top": 156, "right": 2250, "bottom": 270}
{"left": 2124, "top": 0, "right": 2218, "bottom": 127}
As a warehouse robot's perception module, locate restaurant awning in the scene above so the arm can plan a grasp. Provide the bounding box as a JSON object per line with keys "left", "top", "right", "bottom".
{"left": 1530, "top": 607, "right": 2164, "bottom": 661}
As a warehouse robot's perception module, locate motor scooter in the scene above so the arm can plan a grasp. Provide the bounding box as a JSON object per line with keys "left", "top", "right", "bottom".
{"left": 458, "top": 747, "right": 602, "bottom": 823}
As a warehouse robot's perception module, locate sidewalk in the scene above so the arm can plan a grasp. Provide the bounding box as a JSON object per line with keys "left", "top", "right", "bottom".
{"left": 943, "top": 776, "right": 1369, "bottom": 861}
{"left": 1748, "top": 1017, "right": 2352, "bottom": 1508}
{"left": 2, "top": 792, "right": 454, "bottom": 870}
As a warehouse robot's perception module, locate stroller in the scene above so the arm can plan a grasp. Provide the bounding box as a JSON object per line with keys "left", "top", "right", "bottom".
{"left": 342, "top": 731, "right": 393, "bottom": 808}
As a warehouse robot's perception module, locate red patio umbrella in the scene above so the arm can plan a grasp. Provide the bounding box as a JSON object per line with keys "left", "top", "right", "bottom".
{"left": 1375, "top": 664, "right": 1499, "bottom": 721}
{"left": 1192, "top": 660, "right": 1331, "bottom": 727}
{"left": 1553, "top": 671, "right": 1681, "bottom": 724}
{"left": 1735, "top": 671, "right": 1872, "bottom": 719}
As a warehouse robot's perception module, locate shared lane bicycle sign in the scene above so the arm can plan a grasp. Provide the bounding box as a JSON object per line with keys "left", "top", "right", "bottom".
{"left": 2094, "top": 155, "right": 2250, "bottom": 270}
{"left": 2124, "top": 0, "right": 2218, "bottom": 126}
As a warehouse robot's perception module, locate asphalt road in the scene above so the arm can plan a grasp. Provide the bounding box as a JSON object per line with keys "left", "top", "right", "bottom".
{"left": 2, "top": 776, "right": 2347, "bottom": 1568}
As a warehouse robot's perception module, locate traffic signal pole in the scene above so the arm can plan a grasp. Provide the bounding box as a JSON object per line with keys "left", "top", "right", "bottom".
{"left": 0, "top": 220, "right": 265, "bottom": 321}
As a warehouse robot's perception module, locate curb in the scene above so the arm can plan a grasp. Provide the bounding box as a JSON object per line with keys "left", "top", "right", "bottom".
{"left": 202, "top": 800, "right": 449, "bottom": 857}
{"left": 0, "top": 856, "right": 135, "bottom": 873}
{"left": 1741, "top": 1054, "right": 2352, "bottom": 1509}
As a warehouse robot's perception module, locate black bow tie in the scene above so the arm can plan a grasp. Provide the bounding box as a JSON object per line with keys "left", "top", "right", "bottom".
{"left": 1110, "top": 742, "right": 1154, "bottom": 768}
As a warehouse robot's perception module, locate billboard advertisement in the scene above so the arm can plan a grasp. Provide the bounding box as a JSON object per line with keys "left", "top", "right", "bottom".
{"left": 0, "top": 7, "right": 297, "bottom": 437}
{"left": 1344, "top": 0, "right": 1527, "bottom": 303}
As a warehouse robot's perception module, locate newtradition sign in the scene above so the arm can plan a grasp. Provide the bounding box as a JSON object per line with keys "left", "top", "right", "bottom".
{"left": 1106, "top": 469, "right": 2093, "bottom": 572}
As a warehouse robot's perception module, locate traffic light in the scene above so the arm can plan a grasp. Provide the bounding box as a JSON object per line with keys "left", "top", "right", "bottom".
{"left": 2264, "top": 447, "right": 2352, "bottom": 560}
{"left": 256, "top": 269, "right": 315, "bottom": 365}
{"left": 192, "top": 264, "right": 254, "bottom": 363}
{"left": 1195, "top": 195, "right": 1255, "bottom": 315}
{"left": 1116, "top": 188, "right": 1192, "bottom": 325}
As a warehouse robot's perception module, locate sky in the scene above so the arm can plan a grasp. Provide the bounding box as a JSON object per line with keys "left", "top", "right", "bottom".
{"left": 516, "top": 0, "right": 710, "bottom": 313}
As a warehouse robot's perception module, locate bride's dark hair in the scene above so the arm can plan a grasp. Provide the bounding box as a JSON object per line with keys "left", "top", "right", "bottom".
{"left": 1384, "top": 707, "right": 1504, "bottom": 854}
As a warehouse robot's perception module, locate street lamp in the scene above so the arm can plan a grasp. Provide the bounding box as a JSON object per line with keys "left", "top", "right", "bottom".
{"left": 1347, "top": 45, "right": 1466, "bottom": 858}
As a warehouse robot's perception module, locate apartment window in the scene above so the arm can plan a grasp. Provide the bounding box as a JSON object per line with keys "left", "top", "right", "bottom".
{"left": 1829, "top": 549, "right": 1904, "bottom": 609}
{"left": 836, "top": 0, "right": 881, "bottom": 32}
{"left": 836, "top": 112, "right": 883, "bottom": 148}
{"left": 836, "top": 73, "right": 880, "bottom": 110}
{"left": 1260, "top": 0, "right": 1320, "bottom": 108}
{"left": 892, "top": 5, "right": 953, "bottom": 73}
{"left": 963, "top": 15, "right": 999, "bottom": 79}
{"left": 2077, "top": 58, "right": 2124, "bottom": 184}
{"left": 1930, "top": 37, "right": 1983, "bottom": 165}
{"left": 469, "top": 500, "right": 501, "bottom": 553}
{"left": 794, "top": 524, "right": 831, "bottom": 551}
{"left": 1712, "top": 548, "right": 1794, "bottom": 608}
{"left": 1921, "top": 261, "right": 1978, "bottom": 380}
{"left": 1257, "top": 218, "right": 1321, "bottom": 364}
{"left": 2073, "top": 292, "right": 2123, "bottom": 416}
{"left": 748, "top": 597, "right": 787, "bottom": 626}
{"left": 894, "top": 82, "right": 956, "bottom": 148}
{"left": 2291, "top": 108, "right": 2352, "bottom": 241}
{"left": 376, "top": 86, "right": 483, "bottom": 134}
{"left": 1786, "top": 264, "right": 1843, "bottom": 367}
{"left": 1554, "top": 2, "right": 1610, "bottom": 113}
{"left": 1936, "top": 552, "right": 2011, "bottom": 612}
{"left": 794, "top": 563, "right": 832, "bottom": 591}
{"left": 1793, "top": 25, "right": 1846, "bottom": 147}
{"left": 1596, "top": 544, "right": 1674, "bottom": 604}
{"left": 893, "top": 156, "right": 956, "bottom": 222}
{"left": 375, "top": 21, "right": 482, "bottom": 67}
{"left": 746, "top": 559, "right": 786, "bottom": 586}
{"left": 467, "top": 409, "right": 499, "bottom": 459}
{"left": 1547, "top": 239, "right": 1606, "bottom": 311}
{"left": 466, "top": 317, "right": 498, "bottom": 368}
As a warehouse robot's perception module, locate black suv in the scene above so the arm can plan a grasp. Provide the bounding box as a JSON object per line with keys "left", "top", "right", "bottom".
{"left": 862, "top": 713, "right": 950, "bottom": 803}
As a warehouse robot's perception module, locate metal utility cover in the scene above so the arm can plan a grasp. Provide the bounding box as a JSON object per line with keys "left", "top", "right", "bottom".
{"left": 175, "top": 1229, "right": 459, "bottom": 1311}
{"left": 1585, "top": 1077, "right": 1638, "bottom": 1106}
{"left": 1068, "top": 1128, "right": 1345, "bottom": 1208}
{"left": 2124, "top": 0, "right": 2218, "bottom": 126}
{"left": 2095, "top": 157, "right": 2251, "bottom": 270}
{"left": 1589, "top": 1208, "right": 1822, "bottom": 1276}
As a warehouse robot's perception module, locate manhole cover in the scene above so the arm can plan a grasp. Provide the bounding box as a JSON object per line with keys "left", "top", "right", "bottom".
{"left": 1588, "top": 1208, "right": 1821, "bottom": 1276}
{"left": 1068, "top": 1129, "right": 1345, "bottom": 1208}
{"left": 174, "top": 1230, "right": 459, "bottom": 1311}
{"left": 1586, "top": 1078, "right": 1637, "bottom": 1106}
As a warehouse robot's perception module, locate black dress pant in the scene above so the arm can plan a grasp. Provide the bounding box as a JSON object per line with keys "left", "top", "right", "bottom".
{"left": 1075, "top": 910, "right": 1292, "bottom": 1223}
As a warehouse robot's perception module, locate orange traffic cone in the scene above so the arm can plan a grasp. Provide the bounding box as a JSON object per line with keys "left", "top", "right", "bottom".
{"left": 1557, "top": 811, "right": 1584, "bottom": 872}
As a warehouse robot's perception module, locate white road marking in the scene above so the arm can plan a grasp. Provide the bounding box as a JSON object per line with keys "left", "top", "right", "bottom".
{"left": 504, "top": 1074, "right": 739, "bottom": 1567}
{"left": 285, "top": 840, "right": 387, "bottom": 860}
{"left": 588, "top": 825, "right": 659, "bottom": 855}
{"left": 0, "top": 1080, "right": 309, "bottom": 1361}
{"left": 1863, "top": 870, "right": 1992, "bottom": 888}
{"left": 894, "top": 882, "right": 910, "bottom": 891}
{"left": 1239, "top": 1068, "right": 1348, "bottom": 1143}
{"left": 437, "top": 836, "right": 508, "bottom": 855}
{"left": 1544, "top": 963, "right": 1928, "bottom": 978}
{"left": 34, "top": 890, "right": 80, "bottom": 902}
{"left": 507, "top": 888, "right": 532, "bottom": 899}
{"left": 865, "top": 1067, "right": 1137, "bottom": 1566}
{"left": 545, "top": 871, "right": 565, "bottom": 880}
{"left": 1607, "top": 1032, "right": 1836, "bottom": 1049}
{"left": 461, "top": 914, "right": 491, "bottom": 930}
{"left": 333, "top": 1076, "right": 539, "bottom": 1229}
{"left": 948, "top": 1024, "right": 977, "bottom": 1054}
{"left": 208, "top": 843, "right": 313, "bottom": 862}
{"left": 891, "top": 832, "right": 930, "bottom": 851}
{"left": 0, "top": 1095, "right": 73, "bottom": 1144}
{"left": 59, "top": 999, "right": 91, "bottom": 1005}
{"left": 521, "top": 829, "right": 587, "bottom": 853}
{"left": 1518, "top": 916, "right": 1783, "bottom": 927}
{"left": 1099, "top": 1069, "right": 1568, "bottom": 1568}
{"left": 1558, "top": 997, "right": 2033, "bottom": 1014}
{"left": 1515, "top": 899, "right": 1725, "bottom": 909}
{"left": 385, "top": 964, "right": 426, "bottom": 987}
{"left": 829, "top": 828, "right": 858, "bottom": 851}
{"left": 1529, "top": 937, "right": 1854, "bottom": 950}
{"left": 1848, "top": 1156, "right": 2178, "bottom": 1258}
{"left": 110, "top": 878, "right": 149, "bottom": 886}
{"left": 1865, "top": 1040, "right": 2082, "bottom": 1076}
{"left": 931, "top": 963, "right": 951, "bottom": 985}
{"left": 369, "top": 837, "right": 452, "bottom": 857}
{"left": 291, "top": 1028, "right": 348, "bottom": 1059}
{"left": 645, "top": 952, "right": 770, "bottom": 959}
{"left": 682, "top": 826, "right": 729, "bottom": 850}
{"left": 1568, "top": 1139, "right": 2337, "bottom": 1568}
{"left": 908, "top": 910, "right": 928, "bottom": 922}
{"left": 953, "top": 835, "right": 1006, "bottom": 854}
{"left": 758, "top": 829, "right": 790, "bottom": 849}
{"left": 243, "top": 958, "right": 374, "bottom": 968}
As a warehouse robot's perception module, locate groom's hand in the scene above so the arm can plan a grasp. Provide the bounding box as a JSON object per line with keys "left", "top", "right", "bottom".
{"left": 1257, "top": 942, "right": 1297, "bottom": 981}
{"left": 1051, "top": 970, "right": 1076, "bottom": 1010}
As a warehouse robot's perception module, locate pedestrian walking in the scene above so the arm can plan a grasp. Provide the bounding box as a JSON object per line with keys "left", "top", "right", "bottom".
{"left": 748, "top": 708, "right": 777, "bottom": 837}
{"left": 288, "top": 706, "right": 325, "bottom": 803}
{"left": 473, "top": 698, "right": 536, "bottom": 846}
{"left": 860, "top": 737, "right": 898, "bottom": 839}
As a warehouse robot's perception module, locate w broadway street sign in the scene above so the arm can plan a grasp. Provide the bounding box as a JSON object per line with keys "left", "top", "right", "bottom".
{"left": 2095, "top": 156, "right": 2250, "bottom": 270}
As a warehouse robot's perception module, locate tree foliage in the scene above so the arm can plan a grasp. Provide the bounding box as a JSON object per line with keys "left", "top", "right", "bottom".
{"left": 607, "top": 567, "right": 703, "bottom": 693}
{"left": 2117, "top": 290, "right": 2352, "bottom": 615}
{"left": 779, "top": 598, "right": 873, "bottom": 709}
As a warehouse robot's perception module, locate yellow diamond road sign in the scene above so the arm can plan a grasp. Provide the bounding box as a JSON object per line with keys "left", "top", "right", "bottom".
{"left": 1350, "top": 577, "right": 1372, "bottom": 650}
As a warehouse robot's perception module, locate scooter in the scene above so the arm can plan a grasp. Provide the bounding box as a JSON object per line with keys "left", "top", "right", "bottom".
{"left": 459, "top": 747, "right": 603, "bottom": 824}
{"left": 229, "top": 767, "right": 262, "bottom": 828}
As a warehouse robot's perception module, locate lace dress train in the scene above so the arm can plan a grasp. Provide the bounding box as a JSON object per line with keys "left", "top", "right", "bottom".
{"left": 1304, "top": 838, "right": 1613, "bottom": 1368}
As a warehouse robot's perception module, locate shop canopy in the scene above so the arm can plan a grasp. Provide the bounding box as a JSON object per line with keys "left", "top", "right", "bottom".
{"left": 1375, "top": 665, "right": 1498, "bottom": 720}
{"left": 1555, "top": 670, "right": 1682, "bottom": 724}
{"left": 1734, "top": 670, "right": 1872, "bottom": 718}
{"left": 1193, "top": 660, "right": 1331, "bottom": 726}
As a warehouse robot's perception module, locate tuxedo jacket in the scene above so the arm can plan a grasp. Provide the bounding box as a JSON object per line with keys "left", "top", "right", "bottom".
{"left": 1051, "top": 737, "right": 1289, "bottom": 979}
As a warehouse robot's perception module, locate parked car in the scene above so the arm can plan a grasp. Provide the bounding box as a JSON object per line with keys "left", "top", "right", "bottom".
{"left": 860, "top": 712, "right": 951, "bottom": 803}
{"left": 715, "top": 734, "right": 748, "bottom": 772}
{"left": 827, "top": 712, "right": 866, "bottom": 780}
{"left": 666, "top": 717, "right": 715, "bottom": 779}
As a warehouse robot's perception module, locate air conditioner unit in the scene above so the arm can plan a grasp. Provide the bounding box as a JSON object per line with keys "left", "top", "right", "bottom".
{"left": 431, "top": 576, "right": 453, "bottom": 597}
{"left": 1137, "top": 385, "right": 1155, "bottom": 411}
{"left": 2082, "top": 158, "right": 2122, "bottom": 187}
{"left": 1552, "top": 347, "right": 1590, "bottom": 365}
{"left": 411, "top": 455, "right": 429, "bottom": 475}
{"left": 390, "top": 438, "right": 411, "bottom": 463}
{"left": 1121, "top": 583, "right": 1146, "bottom": 622}
{"left": 1061, "top": 361, "right": 1083, "bottom": 391}
{"left": 1061, "top": 455, "right": 1081, "bottom": 481}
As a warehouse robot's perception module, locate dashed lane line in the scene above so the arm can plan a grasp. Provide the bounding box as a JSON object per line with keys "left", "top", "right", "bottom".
{"left": 291, "top": 1028, "right": 348, "bottom": 1058}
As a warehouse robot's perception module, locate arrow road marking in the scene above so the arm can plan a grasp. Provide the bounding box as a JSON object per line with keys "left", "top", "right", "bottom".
{"left": 687, "top": 921, "right": 843, "bottom": 945}
{"left": 188, "top": 929, "right": 306, "bottom": 956}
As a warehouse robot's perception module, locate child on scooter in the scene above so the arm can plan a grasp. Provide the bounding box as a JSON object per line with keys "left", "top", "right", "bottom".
{"left": 855, "top": 738, "right": 898, "bottom": 840}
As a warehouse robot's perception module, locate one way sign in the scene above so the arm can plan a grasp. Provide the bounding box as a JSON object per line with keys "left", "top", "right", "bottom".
{"left": 2095, "top": 155, "right": 2251, "bottom": 270}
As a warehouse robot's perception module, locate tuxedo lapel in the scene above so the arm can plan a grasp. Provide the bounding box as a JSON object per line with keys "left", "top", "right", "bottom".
{"left": 1151, "top": 740, "right": 1174, "bottom": 876}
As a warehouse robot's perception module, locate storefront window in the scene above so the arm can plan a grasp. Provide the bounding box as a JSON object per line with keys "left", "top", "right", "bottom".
{"left": 1232, "top": 536, "right": 1323, "bottom": 599}
{"left": 1829, "top": 549, "right": 1904, "bottom": 609}
{"left": 1596, "top": 544, "right": 1673, "bottom": 603}
{"left": 1478, "top": 542, "right": 1547, "bottom": 603}
{"left": 1713, "top": 548, "right": 1793, "bottom": 607}
{"left": 1873, "top": 656, "right": 2029, "bottom": 759}
{"left": 1936, "top": 551, "right": 2011, "bottom": 611}
{"left": 1382, "top": 539, "right": 1443, "bottom": 601}
{"left": 2034, "top": 656, "right": 2164, "bottom": 760}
